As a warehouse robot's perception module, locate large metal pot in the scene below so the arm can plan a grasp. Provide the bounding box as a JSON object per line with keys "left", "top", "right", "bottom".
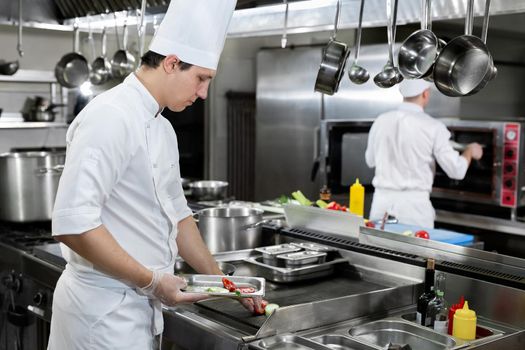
{"left": 189, "top": 180, "right": 228, "bottom": 201}
{"left": 0, "top": 151, "right": 65, "bottom": 222}
{"left": 195, "top": 207, "right": 264, "bottom": 253}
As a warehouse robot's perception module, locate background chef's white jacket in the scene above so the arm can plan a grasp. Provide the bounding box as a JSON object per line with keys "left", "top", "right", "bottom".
{"left": 52, "top": 74, "right": 192, "bottom": 288}
{"left": 365, "top": 102, "right": 469, "bottom": 192}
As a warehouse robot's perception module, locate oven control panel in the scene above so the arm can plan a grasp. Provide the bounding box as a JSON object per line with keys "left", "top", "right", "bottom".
{"left": 501, "top": 123, "right": 520, "bottom": 207}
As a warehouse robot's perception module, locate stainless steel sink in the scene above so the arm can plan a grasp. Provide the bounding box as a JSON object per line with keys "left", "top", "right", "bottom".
{"left": 348, "top": 320, "right": 456, "bottom": 350}
{"left": 310, "top": 335, "right": 380, "bottom": 350}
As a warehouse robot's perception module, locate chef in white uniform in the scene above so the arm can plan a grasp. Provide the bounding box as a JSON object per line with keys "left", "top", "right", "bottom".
{"left": 365, "top": 80, "right": 483, "bottom": 228}
{"left": 48, "top": 1, "right": 241, "bottom": 349}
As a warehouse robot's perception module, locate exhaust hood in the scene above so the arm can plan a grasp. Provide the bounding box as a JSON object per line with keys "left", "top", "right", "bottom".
{"left": 1, "top": 0, "right": 525, "bottom": 36}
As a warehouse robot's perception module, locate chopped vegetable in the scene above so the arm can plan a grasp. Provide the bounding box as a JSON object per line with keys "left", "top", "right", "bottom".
{"left": 278, "top": 195, "right": 290, "bottom": 205}
{"left": 222, "top": 277, "right": 237, "bottom": 292}
{"left": 264, "top": 303, "right": 280, "bottom": 317}
{"left": 235, "top": 290, "right": 241, "bottom": 297}
{"left": 291, "top": 190, "right": 312, "bottom": 206}
{"left": 205, "top": 287, "right": 229, "bottom": 293}
{"left": 415, "top": 230, "right": 430, "bottom": 239}
{"left": 316, "top": 199, "right": 328, "bottom": 209}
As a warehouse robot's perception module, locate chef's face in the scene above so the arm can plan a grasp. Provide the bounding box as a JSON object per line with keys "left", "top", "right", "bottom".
{"left": 165, "top": 59, "right": 216, "bottom": 112}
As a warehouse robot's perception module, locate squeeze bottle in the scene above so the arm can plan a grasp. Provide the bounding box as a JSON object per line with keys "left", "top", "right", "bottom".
{"left": 349, "top": 179, "right": 364, "bottom": 216}
{"left": 452, "top": 301, "right": 477, "bottom": 340}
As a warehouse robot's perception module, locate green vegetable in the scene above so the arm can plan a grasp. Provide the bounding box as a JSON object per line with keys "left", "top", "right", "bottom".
{"left": 278, "top": 195, "right": 290, "bottom": 205}
{"left": 316, "top": 199, "right": 328, "bottom": 209}
{"left": 205, "top": 287, "right": 229, "bottom": 293}
{"left": 265, "top": 303, "right": 280, "bottom": 317}
{"left": 291, "top": 190, "right": 312, "bottom": 206}
{"left": 235, "top": 290, "right": 241, "bottom": 297}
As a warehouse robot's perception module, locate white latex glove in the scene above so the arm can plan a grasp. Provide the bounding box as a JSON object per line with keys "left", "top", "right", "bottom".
{"left": 138, "top": 271, "right": 208, "bottom": 306}
{"left": 467, "top": 143, "right": 483, "bottom": 160}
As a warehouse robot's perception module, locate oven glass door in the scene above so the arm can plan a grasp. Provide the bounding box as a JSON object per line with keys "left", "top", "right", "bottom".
{"left": 433, "top": 127, "right": 497, "bottom": 199}
{"left": 327, "top": 122, "right": 374, "bottom": 194}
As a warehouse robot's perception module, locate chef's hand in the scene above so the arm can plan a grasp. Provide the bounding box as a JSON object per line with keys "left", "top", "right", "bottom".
{"left": 237, "top": 296, "right": 267, "bottom": 315}
{"left": 139, "top": 271, "right": 208, "bottom": 306}
{"left": 466, "top": 143, "right": 483, "bottom": 160}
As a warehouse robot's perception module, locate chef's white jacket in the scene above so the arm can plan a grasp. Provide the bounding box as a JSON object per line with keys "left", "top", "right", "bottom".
{"left": 48, "top": 73, "right": 191, "bottom": 349}
{"left": 365, "top": 102, "right": 468, "bottom": 228}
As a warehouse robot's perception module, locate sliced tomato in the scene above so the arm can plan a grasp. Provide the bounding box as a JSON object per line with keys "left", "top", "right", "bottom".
{"left": 365, "top": 221, "right": 376, "bottom": 228}
{"left": 222, "top": 277, "right": 237, "bottom": 292}
{"left": 239, "top": 287, "right": 256, "bottom": 294}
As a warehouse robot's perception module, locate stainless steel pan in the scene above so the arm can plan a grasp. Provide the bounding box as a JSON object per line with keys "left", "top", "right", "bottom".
{"left": 54, "top": 23, "right": 90, "bottom": 88}
{"left": 398, "top": 0, "right": 443, "bottom": 80}
{"left": 90, "top": 25, "right": 112, "bottom": 85}
{"left": 433, "top": 0, "right": 496, "bottom": 97}
{"left": 314, "top": 0, "right": 350, "bottom": 95}
{"left": 111, "top": 14, "right": 136, "bottom": 79}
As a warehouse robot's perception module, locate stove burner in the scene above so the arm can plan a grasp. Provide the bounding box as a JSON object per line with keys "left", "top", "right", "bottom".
{"left": 0, "top": 221, "right": 55, "bottom": 252}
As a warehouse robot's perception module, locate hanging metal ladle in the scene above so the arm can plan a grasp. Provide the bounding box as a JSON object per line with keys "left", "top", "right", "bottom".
{"left": 348, "top": 0, "right": 369, "bottom": 84}
{"left": 374, "top": 0, "right": 403, "bottom": 88}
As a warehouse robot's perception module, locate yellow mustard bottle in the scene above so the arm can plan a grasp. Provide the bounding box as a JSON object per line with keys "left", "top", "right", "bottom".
{"left": 349, "top": 178, "right": 364, "bottom": 217}
{"left": 452, "top": 301, "right": 477, "bottom": 340}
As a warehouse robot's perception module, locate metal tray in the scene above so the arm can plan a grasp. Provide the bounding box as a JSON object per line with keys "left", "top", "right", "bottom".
{"left": 255, "top": 244, "right": 303, "bottom": 266}
{"left": 245, "top": 256, "right": 348, "bottom": 283}
{"left": 253, "top": 334, "right": 332, "bottom": 350}
{"left": 290, "top": 242, "right": 339, "bottom": 253}
{"left": 277, "top": 251, "right": 327, "bottom": 267}
{"left": 181, "top": 274, "right": 265, "bottom": 298}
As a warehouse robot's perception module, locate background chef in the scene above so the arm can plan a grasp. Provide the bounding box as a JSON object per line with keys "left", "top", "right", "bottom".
{"left": 365, "top": 79, "right": 483, "bottom": 229}
{"left": 47, "top": 1, "right": 244, "bottom": 349}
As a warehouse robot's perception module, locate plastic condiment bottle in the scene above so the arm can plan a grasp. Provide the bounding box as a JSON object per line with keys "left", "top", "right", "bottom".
{"left": 448, "top": 296, "right": 465, "bottom": 335}
{"left": 452, "top": 301, "right": 477, "bottom": 340}
{"left": 349, "top": 179, "right": 364, "bottom": 216}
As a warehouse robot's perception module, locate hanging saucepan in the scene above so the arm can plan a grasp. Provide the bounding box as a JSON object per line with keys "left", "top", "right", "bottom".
{"left": 433, "top": 0, "right": 496, "bottom": 97}
{"left": 314, "top": 0, "right": 350, "bottom": 95}
{"left": 111, "top": 13, "right": 136, "bottom": 79}
{"left": 90, "top": 24, "right": 112, "bottom": 85}
{"left": 398, "top": 0, "right": 444, "bottom": 80}
{"left": 54, "top": 23, "right": 90, "bottom": 88}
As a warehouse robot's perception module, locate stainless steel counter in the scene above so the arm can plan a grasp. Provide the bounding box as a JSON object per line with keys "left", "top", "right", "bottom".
{"left": 435, "top": 209, "right": 525, "bottom": 237}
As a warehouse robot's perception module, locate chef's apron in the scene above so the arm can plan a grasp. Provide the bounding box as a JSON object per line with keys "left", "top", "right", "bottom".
{"left": 370, "top": 188, "right": 435, "bottom": 229}
{"left": 47, "top": 265, "right": 163, "bottom": 350}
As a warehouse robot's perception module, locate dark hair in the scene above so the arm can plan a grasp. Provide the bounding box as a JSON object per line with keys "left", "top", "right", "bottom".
{"left": 140, "top": 50, "right": 193, "bottom": 71}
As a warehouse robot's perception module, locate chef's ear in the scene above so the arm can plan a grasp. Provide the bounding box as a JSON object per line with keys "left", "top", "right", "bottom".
{"left": 163, "top": 55, "right": 180, "bottom": 73}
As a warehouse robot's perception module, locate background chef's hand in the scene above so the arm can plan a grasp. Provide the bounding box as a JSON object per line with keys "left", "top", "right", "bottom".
{"left": 139, "top": 271, "right": 208, "bottom": 306}
{"left": 467, "top": 143, "right": 483, "bottom": 160}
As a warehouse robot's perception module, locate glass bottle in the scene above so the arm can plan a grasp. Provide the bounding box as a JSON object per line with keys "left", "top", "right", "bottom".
{"left": 319, "top": 185, "right": 331, "bottom": 201}
{"left": 430, "top": 291, "right": 449, "bottom": 333}
{"left": 416, "top": 258, "right": 435, "bottom": 326}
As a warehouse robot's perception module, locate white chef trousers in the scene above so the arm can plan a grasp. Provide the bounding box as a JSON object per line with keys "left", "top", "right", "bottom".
{"left": 369, "top": 188, "right": 435, "bottom": 229}
{"left": 48, "top": 267, "right": 162, "bottom": 350}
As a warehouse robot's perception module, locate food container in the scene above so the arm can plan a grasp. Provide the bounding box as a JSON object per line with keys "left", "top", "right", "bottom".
{"left": 277, "top": 251, "right": 327, "bottom": 268}
{"left": 174, "top": 260, "right": 236, "bottom": 276}
{"left": 255, "top": 244, "right": 303, "bottom": 266}
{"left": 290, "top": 242, "right": 338, "bottom": 253}
{"left": 181, "top": 274, "right": 265, "bottom": 298}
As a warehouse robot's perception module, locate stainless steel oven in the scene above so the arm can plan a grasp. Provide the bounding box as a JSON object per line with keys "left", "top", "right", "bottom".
{"left": 432, "top": 119, "right": 525, "bottom": 210}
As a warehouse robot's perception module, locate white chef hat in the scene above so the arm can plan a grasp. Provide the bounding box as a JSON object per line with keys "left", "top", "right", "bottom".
{"left": 399, "top": 79, "right": 432, "bottom": 98}
{"left": 149, "top": 0, "right": 237, "bottom": 70}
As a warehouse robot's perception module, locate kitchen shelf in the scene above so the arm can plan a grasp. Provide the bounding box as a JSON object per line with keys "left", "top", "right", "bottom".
{"left": 0, "top": 70, "right": 57, "bottom": 84}
{"left": 0, "top": 121, "right": 68, "bottom": 129}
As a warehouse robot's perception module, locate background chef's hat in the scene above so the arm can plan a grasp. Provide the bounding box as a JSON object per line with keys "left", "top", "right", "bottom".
{"left": 149, "top": 0, "right": 237, "bottom": 70}
{"left": 399, "top": 79, "right": 432, "bottom": 98}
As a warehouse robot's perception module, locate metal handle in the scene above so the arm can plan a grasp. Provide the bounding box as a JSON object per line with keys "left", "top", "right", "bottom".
{"left": 113, "top": 13, "right": 121, "bottom": 50}
{"left": 281, "top": 0, "right": 289, "bottom": 49}
{"left": 354, "top": 0, "right": 365, "bottom": 62}
{"left": 481, "top": 0, "right": 491, "bottom": 44}
{"left": 465, "top": 0, "right": 474, "bottom": 36}
{"left": 331, "top": 0, "right": 341, "bottom": 40}
{"left": 101, "top": 26, "right": 107, "bottom": 57}
{"left": 422, "top": 0, "right": 433, "bottom": 31}
{"left": 36, "top": 165, "right": 64, "bottom": 175}
{"left": 123, "top": 14, "right": 129, "bottom": 50}
{"left": 192, "top": 212, "right": 199, "bottom": 223}
{"left": 386, "top": 0, "right": 394, "bottom": 64}
{"left": 73, "top": 21, "right": 80, "bottom": 52}
{"left": 17, "top": 0, "right": 23, "bottom": 57}
{"left": 137, "top": 0, "right": 147, "bottom": 56}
